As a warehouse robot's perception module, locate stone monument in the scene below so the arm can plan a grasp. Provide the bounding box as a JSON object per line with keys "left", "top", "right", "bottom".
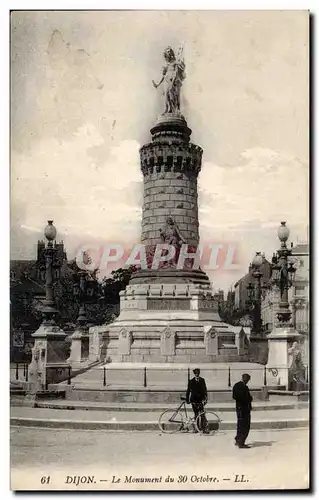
{"left": 94, "top": 46, "right": 247, "bottom": 363}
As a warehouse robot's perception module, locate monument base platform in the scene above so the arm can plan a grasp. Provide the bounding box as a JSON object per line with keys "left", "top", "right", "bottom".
{"left": 65, "top": 387, "right": 269, "bottom": 404}
{"left": 89, "top": 281, "right": 251, "bottom": 363}
{"left": 63, "top": 361, "right": 279, "bottom": 392}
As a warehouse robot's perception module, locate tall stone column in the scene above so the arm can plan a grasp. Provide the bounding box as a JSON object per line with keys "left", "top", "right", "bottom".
{"left": 140, "top": 116, "right": 201, "bottom": 249}
{"left": 130, "top": 115, "right": 210, "bottom": 286}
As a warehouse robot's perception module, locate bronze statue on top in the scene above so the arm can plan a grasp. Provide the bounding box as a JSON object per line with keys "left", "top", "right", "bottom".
{"left": 152, "top": 46, "right": 185, "bottom": 115}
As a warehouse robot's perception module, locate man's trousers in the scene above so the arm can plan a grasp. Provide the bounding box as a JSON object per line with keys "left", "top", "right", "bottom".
{"left": 191, "top": 402, "right": 207, "bottom": 430}
{"left": 235, "top": 407, "right": 251, "bottom": 446}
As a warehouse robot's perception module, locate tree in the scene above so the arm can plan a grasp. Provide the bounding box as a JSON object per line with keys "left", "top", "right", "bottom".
{"left": 102, "top": 266, "right": 138, "bottom": 305}
{"left": 10, "top": 263, "right": 138, "bottom": 335}
{"left": 54, "top": 264, "right": 138, "bottom": 327}
{"left": 10, "top": 282, "right": 43, "bottom": 362}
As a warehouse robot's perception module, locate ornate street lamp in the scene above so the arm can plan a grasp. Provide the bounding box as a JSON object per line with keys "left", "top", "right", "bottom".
{"left": 68, "top": 261, "right": 100, "bottom": 365}
{"left": 72, "top": 265, "right": 100, "bottom": 330}
{"left": 271, "top": 222, "right": 296, "bottom": 325}
{"left": 41, "top": 220, "right": 59, "bottom": 325}
{"left": 246, "top": 252, "right": 264, "bottom": 336}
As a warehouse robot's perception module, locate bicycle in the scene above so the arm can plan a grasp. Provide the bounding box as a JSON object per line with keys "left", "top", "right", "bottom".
{"left": 158, "top": 397, "right": 221, "bottom": 434}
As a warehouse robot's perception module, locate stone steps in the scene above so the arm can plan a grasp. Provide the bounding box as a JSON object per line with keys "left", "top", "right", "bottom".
{"left": 63, "top": 388, "right": 268, "bottom": 403}
{"left": 10, "top": 405, "right": 309, "bottom": 431}
{"left": 15, "top": 399, "right": 308, "bottom": 413}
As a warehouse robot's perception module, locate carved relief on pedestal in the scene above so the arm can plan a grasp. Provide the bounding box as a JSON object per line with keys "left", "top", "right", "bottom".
{"left": 118, "top": 327, "right": 133, "bottom": 355}
{"left": 88, "top": 326, "right": 102, "bottom": 361}
{"left": 160, "top": 326, "right": 176, "bottom": 355}
{"left": 203, "top": 326, "right": 218, "bottom": 355}
{"left": 238, "top": 327, "right": 249, "bottom": 355}
{"left": 288, "top": 341, "right": 307, "bottom": 391}
{"left": 29, "top": 340, "right": 46, "bottom": 390}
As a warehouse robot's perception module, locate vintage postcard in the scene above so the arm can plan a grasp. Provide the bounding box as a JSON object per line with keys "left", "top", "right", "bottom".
{"left": 10, "top": 10, "right": 309, "bottom": 491}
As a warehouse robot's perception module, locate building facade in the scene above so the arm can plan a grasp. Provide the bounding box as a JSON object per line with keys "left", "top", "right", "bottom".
{"left": 234, "top": 255, "right": 272, "bottom": 311}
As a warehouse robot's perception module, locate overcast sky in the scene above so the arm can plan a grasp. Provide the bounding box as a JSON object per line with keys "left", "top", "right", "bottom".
{"left": 10, "top": 10, "right": 309, "bottom": 290}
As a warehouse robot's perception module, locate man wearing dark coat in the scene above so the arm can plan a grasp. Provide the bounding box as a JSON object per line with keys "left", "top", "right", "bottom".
{"left": 186, "top": 368, "right": 209, "bottom": 433}
{"left": 232, "top": 373, "right": 253, "bottom": 448}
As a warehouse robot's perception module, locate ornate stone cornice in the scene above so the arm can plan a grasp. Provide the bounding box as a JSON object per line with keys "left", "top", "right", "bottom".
{"left": 140, "top": 142, "right": 202, "bottom": 177}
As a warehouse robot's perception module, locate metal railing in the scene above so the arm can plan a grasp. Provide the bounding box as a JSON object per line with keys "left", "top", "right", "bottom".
{"left": 11, "top": 362, "right": 309, "bottom": 390}
{"left": 66, "top": 364, "right": 309, "bottom": 390}
{"left": 10, "top": 363, "right": 29, "bottom": 382}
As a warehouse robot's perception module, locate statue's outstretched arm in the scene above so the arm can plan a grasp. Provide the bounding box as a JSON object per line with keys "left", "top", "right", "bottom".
{"left": 152, "top": 66, "right": 167, "bottom": 89}
{"left": 152, "top": 76, "right": 164, "bottom": 89}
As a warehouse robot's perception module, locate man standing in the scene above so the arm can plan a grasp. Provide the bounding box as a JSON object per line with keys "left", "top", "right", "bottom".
{"left": 232, "top": 373, "right": 253, "bottom": 448}
{"left": 186, "top": 368, "right": 208, "bottom": 433}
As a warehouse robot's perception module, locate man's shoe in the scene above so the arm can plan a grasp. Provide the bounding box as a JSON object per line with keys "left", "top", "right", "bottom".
{"left": 238, "top": 444, "right": 250, "bottom": 449}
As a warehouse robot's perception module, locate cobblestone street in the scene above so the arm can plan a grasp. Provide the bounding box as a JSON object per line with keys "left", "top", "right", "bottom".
{"left": 11, "top": 427, "right": 309, "bottom": 490}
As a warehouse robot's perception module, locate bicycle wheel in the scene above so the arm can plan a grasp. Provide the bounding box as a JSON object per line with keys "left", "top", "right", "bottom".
{"left": 158, "top": 409, "right": 185, "bottom": 434}
{"left": 195, "top": 411, "right": 221, "bottom": 434}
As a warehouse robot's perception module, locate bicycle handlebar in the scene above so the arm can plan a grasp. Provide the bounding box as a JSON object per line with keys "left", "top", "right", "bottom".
{"left": 181, "top": 396, "right": 207, "bottom": 404}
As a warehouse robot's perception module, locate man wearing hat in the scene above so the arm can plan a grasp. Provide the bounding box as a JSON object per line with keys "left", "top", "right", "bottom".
{"left": 186, "top": 368, "right": 208, "bottom": 433}
{"left": 232, "top": 373, "right": 253, "bottom": 448}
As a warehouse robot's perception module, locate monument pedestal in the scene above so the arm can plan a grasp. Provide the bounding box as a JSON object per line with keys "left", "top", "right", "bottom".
{"left": 27, "top": 323, "right": 70, "bottom": 393}
{"left": 267, "top": 326, "right": 302, "bottom": 388}
{"left": 95, "top": 281, "right": 249, "bottom": 363}
{"left": 89, "top": 326, "right": 103, "bottom": 362}
{"left": 248, "top": 336, "right": 269, "bottom": 364}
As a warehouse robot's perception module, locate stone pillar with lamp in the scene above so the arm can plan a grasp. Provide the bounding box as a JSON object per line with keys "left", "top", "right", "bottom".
{"left": 27, "top": 221, "right": 70, "bottom": 397}
{"left": 266, "top": 222, "right": 302, "bottom": 389}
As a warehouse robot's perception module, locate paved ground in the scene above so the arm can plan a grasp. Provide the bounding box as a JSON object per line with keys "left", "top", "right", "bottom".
{"left": 10, "top": 405, "right": 309, "bottom": 423}
{"left": 12, "top": 398, "right": 308, "bottom": 411}
{"left": 10, "top": 427, "right": 309, "bottom": 491}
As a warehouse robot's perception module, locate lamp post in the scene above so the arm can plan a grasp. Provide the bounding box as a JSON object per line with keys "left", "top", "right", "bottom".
{"left": 271, "top": 222, "right": 296, "bottom": 325}
{"left": 246, "top": 251, "right": 264, "bottom": 336}
{"left": 73, "top": 268, "right": 99, "bottom": 329}
{"left": 69, "top": 262, "right": 100, "bottom": 365}
{"left": 40, "top": 219, "right": 66, "bottom": 327}
{"left": 41, "top": 220, "right": 59, "bottom": 325}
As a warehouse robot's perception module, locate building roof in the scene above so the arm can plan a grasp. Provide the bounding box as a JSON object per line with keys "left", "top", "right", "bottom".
{"left": 291, "top": 243, "right": 309, "bottom": 255}
{"left": 234, "top": 257, "right": 272, "bottom": 288}
{"left": 10, "top": 260, "right": 37, "bottom": 280}
{"left": 10, "top": 277, "right": 45, "bottom": 296}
